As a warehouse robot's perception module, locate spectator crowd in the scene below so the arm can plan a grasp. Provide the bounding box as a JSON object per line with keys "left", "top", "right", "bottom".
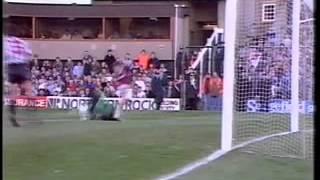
{"left": 4, "top": 49, "right": 183, "bottom": 100}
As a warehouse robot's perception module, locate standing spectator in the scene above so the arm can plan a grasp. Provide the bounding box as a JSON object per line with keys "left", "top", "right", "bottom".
{"left": 72, "top": 62, "right": 84, "bottom": 78}
{"left": 104, "top": 49, "right": 116, "bottom": 74}
{"left": 159, "top": 63, "right": 168, "bottom": 74}
{"left": 185, "top": 74, "right": 199, "bottom": 110}
{"left": 137, "top": 49, "right": 150, "bottom": 70}
{"left": 65, "top": 57, "right": 74, "bottom": 70}
{"left": 54, "top": 56, "right": 63, "bottom": 72}
{"left": 31, "top": 54, "right": 41, "bottom": 68}
{"left": 122, "top": 53, "right": 133, "bottom": 69}
{"left": 215, "top": 46, "right": 224, "bottom": 77}
{"left": 202, "top": 73, "right": 223, "bottom": 111}
{"left": 151, "top": 68, "right": 167, "bottom": 110}
{"left": 83, "top": 59, "right": 92, "bottom": 77}
{"left": 91, "top": 60, "right": 101, "bottom": 74}
{"left": 132, "top": 61, "right": 141, "bottom": 72}
{"left": 149, "top": 52, "right": 160, "bottom": 69}
{"left": 83, "top": 51, "right": 93, "bottom": 62}
{"left": 145, "top": 83, "right": 154, "bottom": 98}
{"left": 166, "top": 80, "right": 180, "bottom": 98}
{"left": 43, "top": 60, "right": 52, "bottom": 70}
{"left": 235, "top": 64, "right": 250, "bottom": 112}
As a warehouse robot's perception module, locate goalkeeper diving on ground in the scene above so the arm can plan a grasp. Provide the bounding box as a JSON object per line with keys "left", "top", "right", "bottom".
{"left": 79, "top": 88, "right": 121, "bottom": 121}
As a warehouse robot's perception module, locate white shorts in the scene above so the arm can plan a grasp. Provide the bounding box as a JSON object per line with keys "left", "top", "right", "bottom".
{"left": 116, "top": 85, "right": 133, "bottom": 99}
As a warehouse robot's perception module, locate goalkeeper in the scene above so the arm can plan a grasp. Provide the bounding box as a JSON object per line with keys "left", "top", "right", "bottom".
{"left": 89, "top": 89, "right": 120, "bottom": 121}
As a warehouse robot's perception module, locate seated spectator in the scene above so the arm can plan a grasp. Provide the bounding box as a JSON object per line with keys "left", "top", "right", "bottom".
{"left": 38, "top": 89, "right": 47, "bottom": 96}
{"left": 38, "top": 78, "right": 48, "bottom": 92}
{"left": 105, "top": 73, "right": 113, "bottom": 82}
{"left": 101, "top": 61, "right": 108, "bottom": 69}
{"left": 77, "top": 79, "right": 86, "bottom": 89}
{"left": 79, "top": 89, "right": 86, "bottom": 97}
{"left": 134, "top": 76, "right": 146, "bottom": 91}
{"left": 65, "top": 87, "right": 77, "bottom": 97}
{"left": 137, "top": 49, "right": 151, "bottom": 70}
{"left": 46, "top": 77, "right": 57, "bottom": 95}
{"left": 142, "top": 73, "right": 152, "bottom": 84}
{"left": 67, "top": 79, "right": 78, "bottom": 94}
{"left": 72, "top": 31, "right": 83, "bottom": 40}
{"left": 97, "top": 31, "right": 103, "bottom": 39}
{"left": 85, "top": 76, "right": 97, "bottom": 90}
{"left": 100, "top": 68, "right": 108, "bottom": 77}
{"left": 134, "top": 86, "right": 146, "bottom": 98}
{"left": 108, "top": 31, "right": 120, "bottom": 39}
{"left": 61, "top": 30, "right": 72, "bottom": 40}
{"left": 103, "top": 84, "right": 116, "bottom": 97}
{"left": 82, "top": 29, "right": 95, "bottom": 39}
{"left": 72, "top": 62, "right": 84, "bottom": 78}
{"left": 85, "top": 88, "right": 91, "bottom": 97}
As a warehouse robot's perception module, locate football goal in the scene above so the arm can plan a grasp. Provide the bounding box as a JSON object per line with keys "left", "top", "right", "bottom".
{"left": 222, "top": 0, "right": 314, "bottom": 160}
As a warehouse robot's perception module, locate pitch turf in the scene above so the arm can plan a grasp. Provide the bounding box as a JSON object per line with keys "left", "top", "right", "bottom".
{"left": 4, "top": 110, "right": 221, "bottom": 180}
{"left": 176, "top": 151, "right": 313, "bottom": 180}
{"left": 3, "top": 110, "right": 313, "bottom": 180}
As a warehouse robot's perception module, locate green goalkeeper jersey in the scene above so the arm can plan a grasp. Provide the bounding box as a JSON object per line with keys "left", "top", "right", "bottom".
{"left": 93, "top": 96, "right": 115, "bottom": 119}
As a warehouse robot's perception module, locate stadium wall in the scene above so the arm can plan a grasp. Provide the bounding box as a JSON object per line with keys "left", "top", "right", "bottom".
{"left": 28, "top": 40, "right": 173, "bottom": 60}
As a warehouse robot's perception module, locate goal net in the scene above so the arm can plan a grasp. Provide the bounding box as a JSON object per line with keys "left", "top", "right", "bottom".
{"left": 222, "top": 0, "right": 314, "bottom": 160}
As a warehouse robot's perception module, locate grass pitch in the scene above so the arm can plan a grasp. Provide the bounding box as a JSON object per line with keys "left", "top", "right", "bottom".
{"left": 3, "top": 110, "right": 313, "bottom": 180}
{"left": 4, "top": 110, "right": 220, "bottom": 180}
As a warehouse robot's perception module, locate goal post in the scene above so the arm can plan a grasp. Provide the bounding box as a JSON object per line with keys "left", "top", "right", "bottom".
{"left": 221, "top": 0, "right": 314, "bottom": 159}
{"left": 221, "top": 0, "right": 237, "bottom": 152}
{"left": 290, "top": 0, "right": 300, "bottom": 133}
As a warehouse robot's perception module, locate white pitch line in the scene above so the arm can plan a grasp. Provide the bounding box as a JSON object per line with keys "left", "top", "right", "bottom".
{"left": 300, "top": 18, "right": 314, "bottom": 24}
{"left": 156, "top": 150, "right": 227, "bottom": 180}
{"left": 156, "top": 130, "right": 313, "bottom": 180}
{"left": 41, "top": 119, "right": 84, "bottom": 122}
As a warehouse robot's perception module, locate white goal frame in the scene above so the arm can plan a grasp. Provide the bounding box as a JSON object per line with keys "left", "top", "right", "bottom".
{"left": 156, "top": 0, "right": 311, "bottom": 179}
{"left": 221, "top": 0, "right": 301, "bottom": 151}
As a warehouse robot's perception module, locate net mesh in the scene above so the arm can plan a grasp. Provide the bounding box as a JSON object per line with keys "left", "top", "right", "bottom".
{"left": 231, "top": 0, "right": 313, "bottom": 160}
